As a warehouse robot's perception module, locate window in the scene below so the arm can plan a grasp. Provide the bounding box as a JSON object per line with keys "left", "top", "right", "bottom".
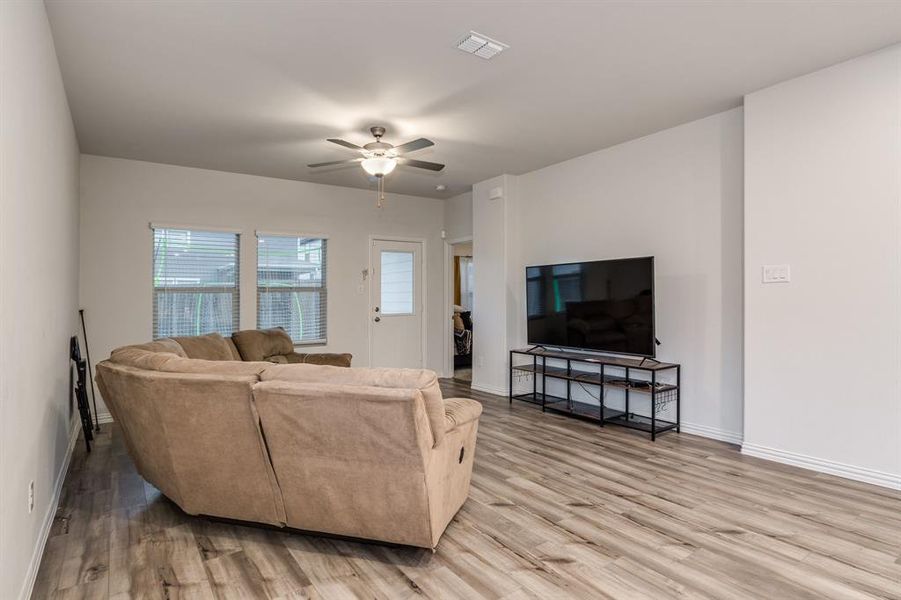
{"left": 379, "top": 250, "right": 414, "bottom": 315}
{"left": 152, "top": 227, "right": 240, "bottom": 338}
{"left": 257, "top": 234, "right": 327, "bottom": 344}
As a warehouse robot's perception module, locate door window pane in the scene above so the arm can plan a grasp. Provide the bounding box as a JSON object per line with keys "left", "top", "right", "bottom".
{"left": 380, "top": 251, "right": 414, "bottom": 315}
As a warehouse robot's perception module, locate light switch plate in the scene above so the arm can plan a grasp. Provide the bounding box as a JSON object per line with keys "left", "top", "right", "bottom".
{"left": 762, "top": 264, "right": 791, "bottom": 283}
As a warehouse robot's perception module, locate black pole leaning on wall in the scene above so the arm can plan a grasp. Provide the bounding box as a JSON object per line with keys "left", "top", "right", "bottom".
{"left": 79, "top": 309, "right": 101, "bottom": 431}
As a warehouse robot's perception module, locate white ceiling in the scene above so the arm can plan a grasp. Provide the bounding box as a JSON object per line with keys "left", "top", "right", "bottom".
{"left": 46, "top": 1, "right": 901, "bottom": 199}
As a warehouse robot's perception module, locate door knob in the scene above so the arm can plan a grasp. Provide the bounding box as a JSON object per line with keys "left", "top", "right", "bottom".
{"left": 374, "top": 316, "right": 381, "bottom": 322}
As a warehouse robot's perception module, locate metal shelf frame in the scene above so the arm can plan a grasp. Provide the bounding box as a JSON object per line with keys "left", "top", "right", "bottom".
{"left": 509, "top": 347, "right": 681, "bottom": 441}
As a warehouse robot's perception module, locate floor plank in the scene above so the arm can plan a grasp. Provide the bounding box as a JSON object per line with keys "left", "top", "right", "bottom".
{"left": 31, "top": 380, "right": 901, "bottom": 599}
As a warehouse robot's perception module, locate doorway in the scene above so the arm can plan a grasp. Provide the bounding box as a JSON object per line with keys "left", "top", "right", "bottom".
{"left": 446, "top": 239, "right": 474, "bottom": 381}
{"left": 369, "top": 238, "right": 424, "bottom": 368}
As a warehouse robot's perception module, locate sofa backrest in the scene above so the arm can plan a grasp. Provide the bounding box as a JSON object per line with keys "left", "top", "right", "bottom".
{"left": 95, "top": 361, "right": 286, "bottom": 526}
{"left": 231, "top": 327, "right": 294, "bottom": 362}
{"left": 109, "top": 342, "right": 273, "bottom": 375}
{"left": 251, "top": 380, "right": 434, "bottom": 546}
{"left": 121, "top": 338, "right": 189, "bottom": 357}
{"left": 170, "top": 332, "right": 242, "bottom": 361}
{"left": 260, "top": 364, "right": 447, "bottom": 447}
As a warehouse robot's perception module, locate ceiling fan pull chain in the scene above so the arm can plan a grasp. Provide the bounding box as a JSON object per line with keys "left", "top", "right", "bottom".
{"left": 377, "top": 175, "right": 384, "bottom": 209}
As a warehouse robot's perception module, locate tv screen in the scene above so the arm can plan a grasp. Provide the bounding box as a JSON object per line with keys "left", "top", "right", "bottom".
{"left": 526, "top": 257, "right": 655, "bottom": 357}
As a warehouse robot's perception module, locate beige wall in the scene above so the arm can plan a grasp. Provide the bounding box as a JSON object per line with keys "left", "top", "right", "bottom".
{"left": 80, "top": 155, "right": 447, "bottom": 418}
{"left": 743, "top": 45, "right": 901, "bottom": 487}
{"left": 0, "top": 1, "right": 81, "bottom": 598}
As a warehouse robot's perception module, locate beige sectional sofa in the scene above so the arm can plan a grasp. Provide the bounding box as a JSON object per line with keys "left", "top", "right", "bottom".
{"left": 95, "top": 329, "right": 482, "bottom": 549}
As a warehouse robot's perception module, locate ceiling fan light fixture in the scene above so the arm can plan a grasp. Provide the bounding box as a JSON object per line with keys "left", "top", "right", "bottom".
{"left": 361, "top": 156, "right": 397, "bottom": 176}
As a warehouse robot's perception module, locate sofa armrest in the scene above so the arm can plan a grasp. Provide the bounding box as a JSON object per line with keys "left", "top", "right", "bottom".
{"left": 283, "top": 351, "right": 353, "bottom": 367}
{"left": 444, "top": 398, "right": 482, "bottom": 431}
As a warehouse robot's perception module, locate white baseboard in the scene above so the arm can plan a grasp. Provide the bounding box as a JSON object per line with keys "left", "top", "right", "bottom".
{"left": 18, "top": 416, "right": 81, "bottom": 600}
{"left": 741, "top": 443, "right": 901, "bottom": 490}
{"left": 680, "top": 421, "right": 743, "bottom": 445}
{"left": 469, "top": 382, "right": 508, "bottom": 397}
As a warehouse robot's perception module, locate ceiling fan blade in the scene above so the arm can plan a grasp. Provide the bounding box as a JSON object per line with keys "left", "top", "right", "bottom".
{"left": 327, "top": 138, "right": 363, "bottom": 151}
{"left": 393, "top": 138, "right": 434, "bottom": 154}
{"left": 307, "top": 158, "right": 363, "bottom": 168}
{"left": 398, "top": 157, "right": 445, "bottom": 171}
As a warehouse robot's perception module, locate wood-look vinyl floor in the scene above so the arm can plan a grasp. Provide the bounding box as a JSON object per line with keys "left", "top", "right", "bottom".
{"left": 32, "top": 380, "right": 901, "bottom": 599}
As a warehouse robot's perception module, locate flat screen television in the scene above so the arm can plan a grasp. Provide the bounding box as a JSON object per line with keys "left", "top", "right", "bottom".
{"left": 526, "top": 257, "right": 655, "bottom": 357}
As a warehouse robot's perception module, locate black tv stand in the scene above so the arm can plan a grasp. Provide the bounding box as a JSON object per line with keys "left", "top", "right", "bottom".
{"left": 509, "top": 347, "right": 680, "bottom": 440}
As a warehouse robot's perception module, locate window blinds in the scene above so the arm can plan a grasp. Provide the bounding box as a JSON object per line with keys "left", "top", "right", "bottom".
{"left": 152, "top": 227, "right": 240, "bottom": 339}
{"left": 257, "top": 234, "right": 327, "bottom": 344}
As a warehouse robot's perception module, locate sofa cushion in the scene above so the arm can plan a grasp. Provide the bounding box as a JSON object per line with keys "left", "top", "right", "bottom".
{"left": 110, "top": 346, "right": 182, "bottom": 371}
{"left": 261, "top": 364, "right": 446, "bottom": 447}
{"left": 225, "top": 337, "right": 242, "bottom": 361}
{"left": 172, "top": 333, "right": 240, "bottom": 361}
{"left": 112, "top": 338, "right": 188, "bottom": 358}
{"left": 158, "top": 357, "right": 271, "bottom": 377}
{"left": 232, "top": 327, "right": 295, "bottom": 362}
{"left": 110, "top": 346, "right": 269, "bottom": 377}
{"left": 443, "top": 398, "right": 483, "bottom": 430}
{"left": 284, "top": 352, "right": 353, "bottom": 367}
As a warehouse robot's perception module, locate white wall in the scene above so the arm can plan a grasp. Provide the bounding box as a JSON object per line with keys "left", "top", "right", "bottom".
{"left": 443, "top": 191, "right": 473, "bottom": 242}
{"left": 743, "top": 46, "right": 901, "bottom": 488}
{"left": 0, "top": 1, "right": 81, "bottom": 598}
{"left": 474, "top": 109, "right": 745, "bottom": 442}
{"left": 80, "top": 155, "right": 446, "bottom": 418}
{"left": 453, "top": 242, "right": 472, "bottom": 257}
{"left": 471, "top": 175, "right": 522, "bottom": 394}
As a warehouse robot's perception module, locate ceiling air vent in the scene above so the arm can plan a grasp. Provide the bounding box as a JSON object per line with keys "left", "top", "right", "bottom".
{"left": 455, "top": 31, "right": 508, "bottom": 60}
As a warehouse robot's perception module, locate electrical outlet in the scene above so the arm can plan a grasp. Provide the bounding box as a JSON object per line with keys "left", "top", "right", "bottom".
{"left": 28, "top": 480, "right": 34, "bottom": 514}
{"left": 762, "top": 264, "right": 791, "bottom": 283}
{"left": 477, "top": 355, "right": 484, "bottom": 368}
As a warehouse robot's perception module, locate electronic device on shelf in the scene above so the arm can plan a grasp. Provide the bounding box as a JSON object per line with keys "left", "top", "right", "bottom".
{"left": 526, "top": 256, "right": 655, "bottom": 357}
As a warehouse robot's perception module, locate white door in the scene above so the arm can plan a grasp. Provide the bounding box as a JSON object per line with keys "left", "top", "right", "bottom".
{"left": 370, "top": 239, "right": 424, "bottom": 368}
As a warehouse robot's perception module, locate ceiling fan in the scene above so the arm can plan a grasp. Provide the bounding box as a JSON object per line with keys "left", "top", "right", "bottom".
{"left": 308, "top": 126, "right": 445, "bottom": 207}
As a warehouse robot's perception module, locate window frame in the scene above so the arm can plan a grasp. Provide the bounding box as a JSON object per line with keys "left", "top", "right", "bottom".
{"left": 255, "top": 231, "right": 328, "bottom": 346}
